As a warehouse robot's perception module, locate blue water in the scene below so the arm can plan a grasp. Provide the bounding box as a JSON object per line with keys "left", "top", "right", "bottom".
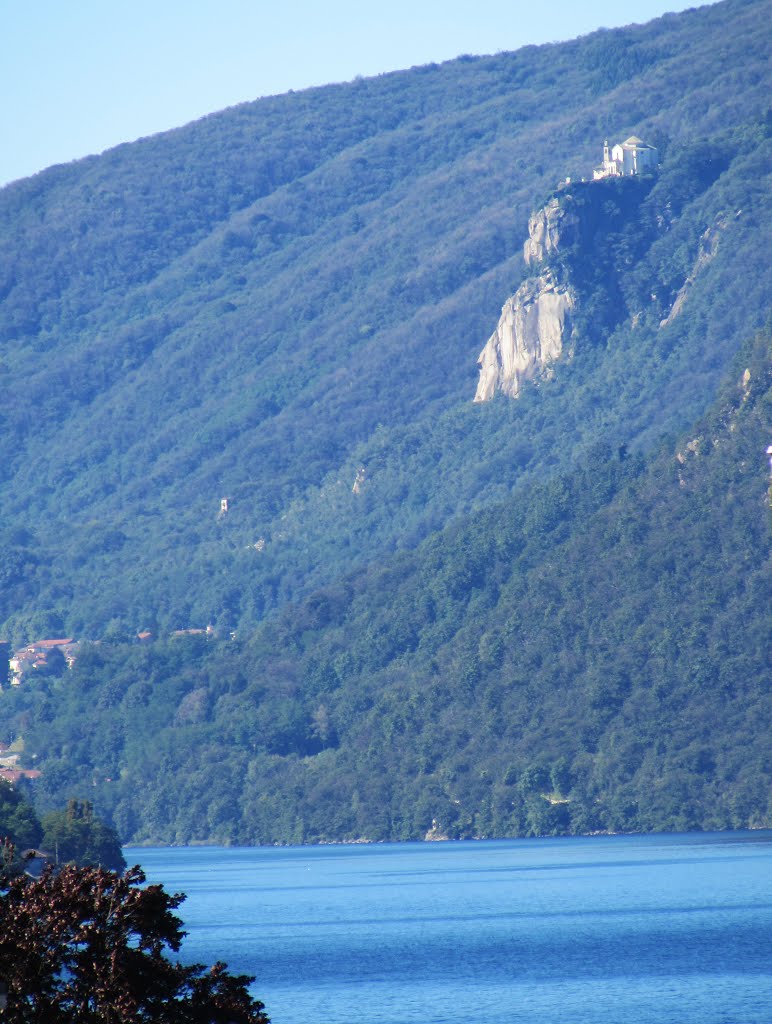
{"left": 134, "top": 832, "right": 772, "bottom": 1024}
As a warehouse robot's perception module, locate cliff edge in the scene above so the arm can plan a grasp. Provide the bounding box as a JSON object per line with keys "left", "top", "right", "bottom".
{"left": 474, "top": 198, "right": 576, "bottom": 402}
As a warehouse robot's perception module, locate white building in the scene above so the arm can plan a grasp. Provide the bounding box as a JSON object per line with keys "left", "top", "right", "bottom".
{"left": 594, "top": 136, "right": 658, "bottom": 179}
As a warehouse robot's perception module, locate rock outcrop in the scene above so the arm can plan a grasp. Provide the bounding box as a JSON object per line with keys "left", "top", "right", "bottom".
{"left": 475, "top": 197, "right": 575, "bottom": 402}
{"left": 523, "top": 196, "right": 579, "bottom": 266}
{"left": 474, "top": 273, "right": 574, "bottom": 401}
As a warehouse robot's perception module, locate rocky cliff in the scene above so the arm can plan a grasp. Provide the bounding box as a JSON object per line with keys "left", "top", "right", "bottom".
{"left": 522, "top": 196, "right": 579, "bottom": 266}
{"left": 474, "top": 273, "right": 574, "bottom": 401}
{"left": 475, "top": 198, "right": 575, "bottom": 402}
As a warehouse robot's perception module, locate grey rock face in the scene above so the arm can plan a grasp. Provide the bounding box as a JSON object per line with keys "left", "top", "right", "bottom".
{"left": 523, "top": 196, "right": 579, "bottom": 266}
{"left": 476, "top": 197, "right": 575, "bottom": 402}
{"left": 474, "top": 273, "right": 574, "bottom": 401}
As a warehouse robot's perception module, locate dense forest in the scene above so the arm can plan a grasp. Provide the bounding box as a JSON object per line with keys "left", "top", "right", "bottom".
{"left": 0, "top": 0, "right": 770, "bottom": 844}
{"left": 0, "top": 0, "right": 768, "bottom": 641}
{"left": 4, "top": 327, "right": 769, "bottom": 843}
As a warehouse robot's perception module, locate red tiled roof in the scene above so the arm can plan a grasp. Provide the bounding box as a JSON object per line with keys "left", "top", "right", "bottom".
{"left": 0, "top": 768, "right": 41, "bottom": 783}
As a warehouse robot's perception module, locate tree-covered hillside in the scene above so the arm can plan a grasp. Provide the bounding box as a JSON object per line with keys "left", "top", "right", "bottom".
{"left": 0, "top": 0, "right": 770, "bottom": 846}
{"left": 0, "top": 0, "right": 769, "bottom": 641}
{"left": 5, "top": 327, "right": 769, "bottom": 843}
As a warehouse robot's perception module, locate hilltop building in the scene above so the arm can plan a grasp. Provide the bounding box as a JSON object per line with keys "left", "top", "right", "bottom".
{"left": 594, "top": 136, "right": 658, "bottom": 179}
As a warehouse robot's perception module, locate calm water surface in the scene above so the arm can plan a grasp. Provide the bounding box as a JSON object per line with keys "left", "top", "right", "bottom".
{"left": 134, "top": 832, "right": 772, "bottom": 1024}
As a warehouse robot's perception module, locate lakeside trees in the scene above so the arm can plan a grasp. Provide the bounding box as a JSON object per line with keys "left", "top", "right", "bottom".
{"left": 0, "top": 786, "right": 124, "bottom": 872}
{"left": 0, "top": 793, "right": 266, "bottom": 1019}
{"left": 40, "top": 799, "right": 126, "bottom": 873}
{"left": 0, "top": 785, "right": 41, "bottom": 851}
{"left": 0, "top": 855, "right": 269, "bottom": 1023}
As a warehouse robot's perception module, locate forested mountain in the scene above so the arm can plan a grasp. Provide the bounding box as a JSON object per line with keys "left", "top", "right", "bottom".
{"left": 0, "top": 0, "right": 770, "bottom": 843}
{"left": 6, "top": 327, "right": 770, "bottom": 843}
{"left": 1, "top": 0, "right": 769, "bottom": 642}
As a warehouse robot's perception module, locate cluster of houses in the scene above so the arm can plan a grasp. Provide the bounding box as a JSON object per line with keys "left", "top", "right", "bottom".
{"left": 8, "top": 638, "right": 80, "bottom": 686}
{"left": 0, "top": 741, "right": 41, "bottom": 785}
{"left": 0, "top": 628, "right": 220, "bottom": 787}
{"left": 3, "top": 626, "right": 222, "bottom": 691}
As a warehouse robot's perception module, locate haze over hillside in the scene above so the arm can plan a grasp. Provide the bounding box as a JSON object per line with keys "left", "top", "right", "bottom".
{"left": 0, "top": 0, "right": 769, "bottom": 845}
{"left": 1, "top": 0, "right": 768, "bottom": 643}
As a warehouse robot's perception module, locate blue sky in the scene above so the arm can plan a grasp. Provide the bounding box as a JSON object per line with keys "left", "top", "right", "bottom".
{"left": 2, "top": 0, "right": 705, "bottom": 187}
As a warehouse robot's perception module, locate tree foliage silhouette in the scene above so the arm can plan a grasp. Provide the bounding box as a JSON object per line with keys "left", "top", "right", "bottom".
{"left": 0, "top": 851, "right": 269, "bottom": 1023}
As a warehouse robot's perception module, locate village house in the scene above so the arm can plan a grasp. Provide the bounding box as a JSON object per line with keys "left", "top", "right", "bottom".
{"left": 8, "top": 638, "right": 79, "bottom": 685}
{"left": 0, "top": 766, "right": 42, "bottom": 784}
{"left": 593, "top": 136, "right": 659, "bottom": 179}
{"left": 170, "top": 625, "right": 216, "bottom": 639}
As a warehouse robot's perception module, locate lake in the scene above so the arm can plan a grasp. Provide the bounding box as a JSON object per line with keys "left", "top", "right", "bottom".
{"left": 134, "top": 831, "right": 772, "bottom": 1024}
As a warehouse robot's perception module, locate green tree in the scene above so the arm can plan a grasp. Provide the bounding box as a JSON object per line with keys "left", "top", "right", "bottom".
{"left": 40, "top": 800, "right": 125, "bottom": 872}
{"left": 0, "top": 783, "right": 42, "bottom": 850}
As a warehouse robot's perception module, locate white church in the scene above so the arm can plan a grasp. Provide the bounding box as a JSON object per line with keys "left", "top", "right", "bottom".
{"left": 593, "top": 136, "right": 659, "bottom": 179}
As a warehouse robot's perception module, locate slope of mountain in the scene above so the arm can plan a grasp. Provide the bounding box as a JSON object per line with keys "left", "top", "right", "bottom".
{"left": 6, "top": 326, "right": 769, "bottom": 843}
{"left": 0, "top": 0, "right": 769, "bottom": 642}
{"left": 0, "top": 0, "right": 770, "bottom": 845}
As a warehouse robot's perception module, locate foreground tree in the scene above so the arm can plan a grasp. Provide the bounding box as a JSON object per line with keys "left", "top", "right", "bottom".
{"left": 0, "top": 855, "right": 269, "bottom": 1022}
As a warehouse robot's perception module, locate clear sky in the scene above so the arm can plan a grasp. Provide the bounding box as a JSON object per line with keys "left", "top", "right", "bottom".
{"left": 2, "top": 0, "right": 707, "bottom": 188}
